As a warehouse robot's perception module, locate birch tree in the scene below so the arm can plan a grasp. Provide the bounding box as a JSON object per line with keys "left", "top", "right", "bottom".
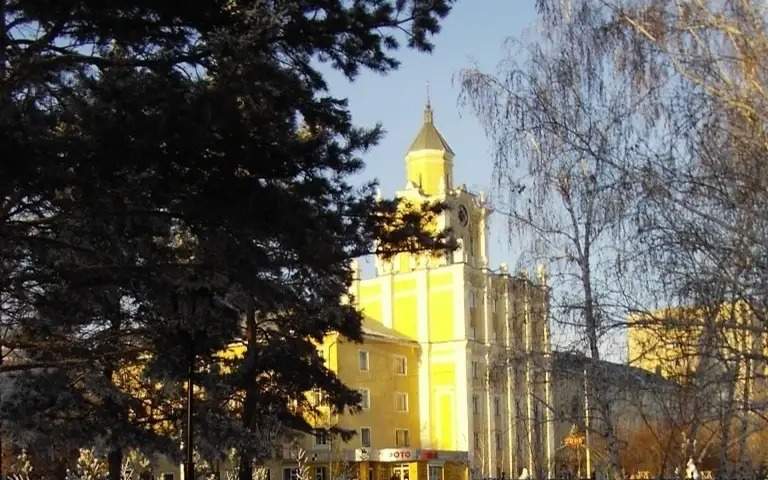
{"left": 459, "top": 9, "right": 647, "bottom": 474}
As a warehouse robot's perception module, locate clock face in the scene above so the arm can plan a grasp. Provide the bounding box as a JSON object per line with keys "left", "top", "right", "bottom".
{"left": 457, "top": 205, "right": 469, "bottom": 227}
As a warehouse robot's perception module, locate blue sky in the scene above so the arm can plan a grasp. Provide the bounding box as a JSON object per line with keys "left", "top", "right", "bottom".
{"left": 323, "top": 1, "right": 540, "bottom": 273}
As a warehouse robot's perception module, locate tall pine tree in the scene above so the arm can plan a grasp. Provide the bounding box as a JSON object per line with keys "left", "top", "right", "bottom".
{"left": 0, "top": 1, "right": 453, "bottom": 478}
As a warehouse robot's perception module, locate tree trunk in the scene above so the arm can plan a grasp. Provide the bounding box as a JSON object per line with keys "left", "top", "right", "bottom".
{"left": 580, "top": 253, "right": 622, "bottom": 479}
{"left": 238, "top": 450, "right": 253, "bottom": 480}
{"left": 105, "top": 308, "right": 123, "bottom": 480}
{"left": 735, "top": 317, "right": 753, "bottom": 468}
{"left": 238, "top": 299, "right": 258, "bottom": 480}
{"left": 108, "top": 448, "right": 123, "bottom": 480}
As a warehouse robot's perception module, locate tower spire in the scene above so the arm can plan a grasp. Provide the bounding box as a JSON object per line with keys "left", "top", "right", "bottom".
{"left": 424, "top": 81, "right": 433, "bottom": 124}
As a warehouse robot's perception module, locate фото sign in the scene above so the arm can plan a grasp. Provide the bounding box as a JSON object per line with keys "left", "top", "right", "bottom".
{"left": 380, "top": 448, "right": 415, "bottom": 461}
{"left": 352, "top": 449, "right": 444, "bottom": 462}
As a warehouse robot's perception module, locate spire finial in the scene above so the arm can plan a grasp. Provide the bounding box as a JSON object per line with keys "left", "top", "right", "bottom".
{"left": 424, "top": 81, "right": 433, "bottom": 124}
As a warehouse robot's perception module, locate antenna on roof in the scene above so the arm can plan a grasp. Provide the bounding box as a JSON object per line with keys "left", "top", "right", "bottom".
{"left": 426, "top": 81, "right": 431, "bottom": 108}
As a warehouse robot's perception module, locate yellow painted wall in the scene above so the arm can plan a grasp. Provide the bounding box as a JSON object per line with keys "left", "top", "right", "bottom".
{"left": 406, "top": 150, "right": 451, "bottom": 196}
{"left": 429, "top": 362, "right": 457, "bottom": 450}
{"left": 435, "top": 390, "right": 455, "bottom": 449}
{"left": 429, "top": 271, "right": 453, "bottom": 287}
{"left": 358, "top": 283, "right": 383, "bottom": 322}
{"left": 393, "top": 294, "right": 418, "bottom": 339}
{"left": 320, "top": 331, "right": 421, "bottom": 451}
{"left": 428, "top": 291, "right": 454, "bottom": 342}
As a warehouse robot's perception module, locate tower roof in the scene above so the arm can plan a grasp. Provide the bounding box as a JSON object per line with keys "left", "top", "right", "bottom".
{"left": 407, "top": 103, "right": 454, "bottom": 155}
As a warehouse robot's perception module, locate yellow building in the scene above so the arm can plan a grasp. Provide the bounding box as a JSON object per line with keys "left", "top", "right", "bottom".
{"left": 346, "top": 103, "right": 554, "bottom": 480}
{"left": 627, "top": 302, "right": 768, "bottom": 470}
{"left": 273, "top": 317, "right": 469, "bottom": 480}
{"left": 628, "top": 302, "right": 767, "bottom": 383}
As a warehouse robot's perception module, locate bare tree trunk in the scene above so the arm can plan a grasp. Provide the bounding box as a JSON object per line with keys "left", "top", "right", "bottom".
{"left": 580, "top": 253, "right": 622, "bottom": 479}
{"left": 108, "top": 448, "right": 123, "bottom": 480}
{"left": 735, "top": 316, "right": 753, "bottom": 467}
{"left": 717, "top": 371, "right": 736, "bottom": 474}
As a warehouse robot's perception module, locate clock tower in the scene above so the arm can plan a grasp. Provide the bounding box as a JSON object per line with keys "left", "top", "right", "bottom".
{"left": 377, "top": 102, "right": 489, "bottom": 275}
{"left": 354, "top": 103, "right": 554, "bottom": 480}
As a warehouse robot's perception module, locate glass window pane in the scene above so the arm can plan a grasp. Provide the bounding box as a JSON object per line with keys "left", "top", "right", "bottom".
{"left": 359, "top": 351, "right": 369, "bottom": 371}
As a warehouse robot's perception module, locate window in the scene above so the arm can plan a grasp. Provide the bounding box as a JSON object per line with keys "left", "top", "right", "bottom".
{"left": 393, "top": 464, "right": 410, "bottom": 480}
{"left": 495, "top": 432, "right": 502, "bottom": 450}
{"left": 361, "top": 427, "right": 372, "bottom": 447}
{"left": 359, "top": 389, "right": 370, "bottom": 409}
{"left": 494, "top": 397, "right": 500, "bottom": 417}
{"left": 283, "top": 469, "right": 299, "bottom": 480}
{"left": 472, "top": 395, "right": 479, "bottom": 415}
{"left": 395, "top": 429, "right": 410, "bottom": 447}
{"left": 310, "top": 390, "right": 322, "bottom": 406}
{"left": 395, "top": 392, "right": 409, "bottom": 412}
{"left": 359, "top": 350, "right": 369, "bottom": 371}
{"left": 315, "top": 430, "right": 328, "bottom": 446}
{"left": 473, "top": 432, "right": 481, "bottom": 449}
{"left": 162, "top": 474, "right": 174, "bottom": 480}
{"left": 428, "top": 466, "right": 444, "bottom": 480}
{"left": 472, "top": 361, "right": 479, "bottom": 379}
{"left": 394, "top": 356, "right": 407, "bottom": 375}
{"left": 315, "top": 467, "right": 327, "bottom": 480}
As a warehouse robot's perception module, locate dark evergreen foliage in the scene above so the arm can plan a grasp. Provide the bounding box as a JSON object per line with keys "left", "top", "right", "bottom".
{"left": 0, "top": 0, "right": 453, "bottom": 476}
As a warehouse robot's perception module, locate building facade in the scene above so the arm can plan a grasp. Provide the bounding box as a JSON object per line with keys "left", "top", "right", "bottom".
{"left": 348, "top": 103, "right": 554, "bottom": 480}
{"left": 292, "top": 319, "right": 469, "bottom": 480}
